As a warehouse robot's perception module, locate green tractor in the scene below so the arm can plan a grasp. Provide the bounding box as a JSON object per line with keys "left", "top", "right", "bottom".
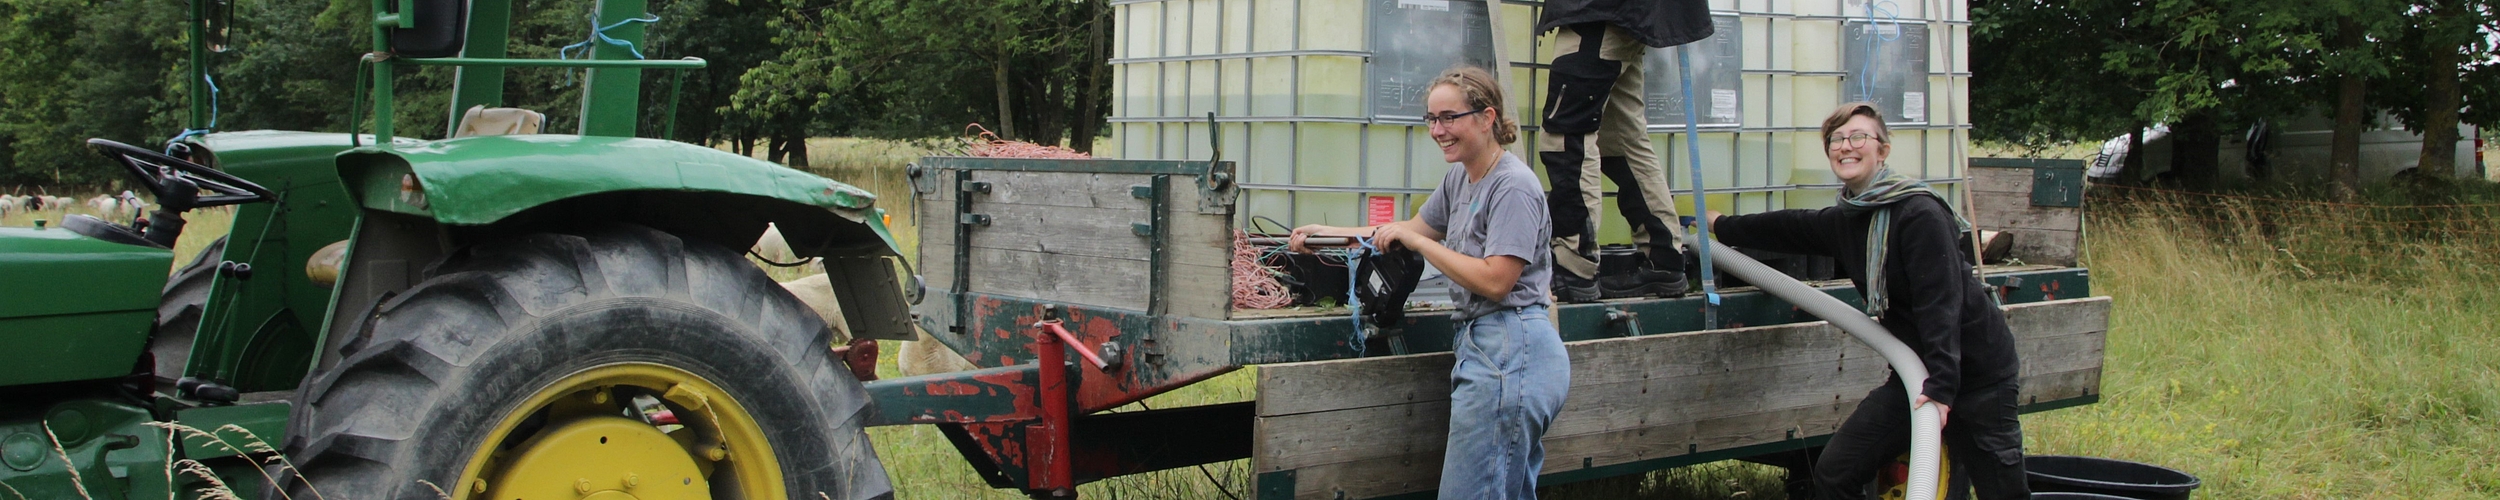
{"left": 0, "top": 1, "right": 911, "bottom": 498}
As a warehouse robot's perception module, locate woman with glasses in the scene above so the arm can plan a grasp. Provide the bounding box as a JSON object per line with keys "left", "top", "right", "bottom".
{"left": 1289, "top": 65, "right": 1566, "bottom": 499}
{"left": 1707, "top": 102, "right": 2030, "bottom": 499}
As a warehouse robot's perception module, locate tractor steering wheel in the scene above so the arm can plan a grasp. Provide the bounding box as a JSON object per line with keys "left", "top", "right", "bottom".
{"left": 87, "top": 138, "right": 275, "bottom": 211}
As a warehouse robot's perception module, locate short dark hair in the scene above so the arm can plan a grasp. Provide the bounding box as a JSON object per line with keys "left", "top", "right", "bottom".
{"left": 1820, "top": 102, "right": 1890, "bottom": 146}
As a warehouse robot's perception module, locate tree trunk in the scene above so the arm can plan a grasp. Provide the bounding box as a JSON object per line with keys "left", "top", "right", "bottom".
{"left": 994, "top": 49, "right": 1018, "bottom": 140}
{"left": 2125, "top": 127, "right": 2144, "bottom": 185}
{"left": 2329, "top": 18, "right": 2367, "bottom": 200}
{"left": 1030, "top": 63, "right": 1067, "bottom": 147}
{"left": 1070, "top": 0, "right": 1109, "bottom": 154}
{"left": 784, "top": 134, "right": 810, "bottom": 168}
{"left": 2416, "top": 14, "right": 2464, "bottom": 180}
{"left": 2171, "top": 112, "right": 2220, "bottom": 190}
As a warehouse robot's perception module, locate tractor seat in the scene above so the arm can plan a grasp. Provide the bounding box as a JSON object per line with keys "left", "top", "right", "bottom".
{"left": 63, "top": 214, "right": 163, "bottom": 248}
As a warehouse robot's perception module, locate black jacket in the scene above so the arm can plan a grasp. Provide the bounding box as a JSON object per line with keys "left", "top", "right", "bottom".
{"left": 1713, "top": 195, "right": 2021, "bottom": 407}
{"left": 1536, "top": 0, "right": 1715, "bottom": 48}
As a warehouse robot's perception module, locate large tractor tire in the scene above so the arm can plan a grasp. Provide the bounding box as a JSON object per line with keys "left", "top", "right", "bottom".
{"left": 274, "top": 224, "right": 892, "bottom": 500}
{"left": 151, "top": 236, "right": 225, "bottom": 385}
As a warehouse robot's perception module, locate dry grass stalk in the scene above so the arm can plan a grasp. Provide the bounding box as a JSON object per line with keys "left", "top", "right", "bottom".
{"left": 1, "top": 480, "right": 28, "bottom": 500}
{"left": 141, "top": 422, "right": 328, "bottom": 500}
{"left": 175, "top": 460, "right": 242, "bottom": 500}
{"left": 416, "top": 479, "right": 452, "bottom": 500}
{"left": 42, "top": 421, "right": 92, "bottom": 500}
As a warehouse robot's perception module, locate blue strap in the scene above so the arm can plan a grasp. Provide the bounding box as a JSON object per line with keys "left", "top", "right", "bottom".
{"left": 1344, "top": 236, "right": 1377, "bottom": 356}
{"left": 1854, "top": 0, "right": 1903, "bottom": 102}
{"left": 165, "top": 73, "right": 221, "bottom": 151}
{"left": 558, "top": 13, "right": 662, "bottom": 85}
{"left": 561, "top": 13, "right": 662, "bottom": 60}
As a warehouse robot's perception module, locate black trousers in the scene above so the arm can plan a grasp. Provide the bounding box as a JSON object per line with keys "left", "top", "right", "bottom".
{"left": 1813, "top": 376, "right": 2030, "bottom": 500}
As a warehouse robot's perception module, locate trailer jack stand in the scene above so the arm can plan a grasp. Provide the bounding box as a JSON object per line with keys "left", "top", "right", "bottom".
{"left": 1028, "top": 305, "right": 1080, "bottom": 496}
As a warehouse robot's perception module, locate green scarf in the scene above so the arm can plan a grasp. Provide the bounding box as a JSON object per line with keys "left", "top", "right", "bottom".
{"left": 1834, "top": 166, "right": 1973, "bottom": 318}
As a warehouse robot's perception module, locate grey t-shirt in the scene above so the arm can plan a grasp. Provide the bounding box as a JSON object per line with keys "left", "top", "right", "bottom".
{"left": 1418, "top": 152, "right": 1553, "bottom": 320}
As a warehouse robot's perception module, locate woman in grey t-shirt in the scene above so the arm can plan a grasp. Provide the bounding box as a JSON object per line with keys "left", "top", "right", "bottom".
{"left": 1289, "top": 66, "right": 1567, "bottom": 499}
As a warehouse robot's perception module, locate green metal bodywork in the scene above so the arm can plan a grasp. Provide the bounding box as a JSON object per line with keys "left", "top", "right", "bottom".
{"left": 0, "top": 399, "right": 177, "bottom": 498}
{"left": 337, "top": 134, "right": 882, "bottom": 228}
{"left": 180, "top": 131, "right": 371, "bottom": 394}
{"left": 0, "top": 227, "right": 171, "bottom": 387}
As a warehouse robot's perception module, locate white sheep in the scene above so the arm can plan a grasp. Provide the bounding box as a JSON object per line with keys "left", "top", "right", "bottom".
{"left": 115, "top": 190, "right": 148, "bottom": 217}
{"left": 750, "top": 222, "right": 813, "bottom": 266}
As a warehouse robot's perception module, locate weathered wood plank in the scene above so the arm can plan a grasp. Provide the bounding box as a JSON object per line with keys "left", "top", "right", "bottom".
{"left": 2010, "top": 228, "right": 2081, "bottom": 266}
{"left": 1258, "top": 366, "right": 2105, "bottom": 500}
{"left": 1969, "top": 167, "right": 2034, "bottom": 194}
{"left": 916, "top": 169, "right": 958, "bottom": 267}
{"left": 920, "top": 242, "right": 956, "bottom": 291}
{"left": 1165, "top": 176, "right": 1236, "bottom": 319}
{"left": 964, "top": 247, "right": 1151, "bottom": 311}
{"left": 964, "top": 202, "right": 1156, "bottom": 261}
{"left": 1171, "top": 261, "right": 1233, "bottom": 319}
{"left": 1258, "top": 298, "right": 2110, "bottom": 416}
{"left": 970, "top": 171, "right": 1155, "bottom": 209}
{"left": 1971, "top": 191, "right": 2083, "bottom": 232}
{"left": 1251, "top": 298, "right": 2113, "bottom": 499}
{"left": 2005, "top": 297, "right": 2110, "bottom": 341}
{"left": 1254, "top": 326, "right": 2104, "bottom": 471}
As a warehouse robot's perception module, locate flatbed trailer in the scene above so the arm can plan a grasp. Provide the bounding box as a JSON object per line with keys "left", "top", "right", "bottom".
{"left": 872, "top": 156, "right": 2107, "bottom": 499}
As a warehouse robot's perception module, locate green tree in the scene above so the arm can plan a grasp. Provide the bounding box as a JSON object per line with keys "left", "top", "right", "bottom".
{"left": 0, "top": 0, "right": 187, "bottom": 188}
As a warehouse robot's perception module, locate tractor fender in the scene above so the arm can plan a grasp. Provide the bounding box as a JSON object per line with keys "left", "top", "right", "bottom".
{"left": 335, "top": 134, "right": 901, "bottom": 259}
{"left": 332, "top": 135, "right": 917, "bottom": 341}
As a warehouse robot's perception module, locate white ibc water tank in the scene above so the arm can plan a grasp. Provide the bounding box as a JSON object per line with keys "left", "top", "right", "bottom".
{"left": 1107, "top": 0, "right": 1973, "bottom": 240}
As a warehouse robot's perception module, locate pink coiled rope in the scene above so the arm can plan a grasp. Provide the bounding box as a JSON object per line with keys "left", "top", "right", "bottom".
{"left": 1231, "top": 230, "right": 1295, "bottom": 309}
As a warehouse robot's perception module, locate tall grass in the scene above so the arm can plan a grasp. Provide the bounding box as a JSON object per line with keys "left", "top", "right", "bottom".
{"left": 2022, "top": 186, "right": 2500, "bottom": 498}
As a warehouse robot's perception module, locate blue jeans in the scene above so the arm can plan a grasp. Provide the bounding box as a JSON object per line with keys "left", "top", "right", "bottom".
{"left": 1440, "top": 307, "right": 1571, "bottom": 499}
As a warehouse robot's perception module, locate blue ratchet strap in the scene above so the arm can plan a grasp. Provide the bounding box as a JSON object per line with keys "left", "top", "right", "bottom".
{"left": 1344, "top": 236, "right": 1377, "bottom": 356}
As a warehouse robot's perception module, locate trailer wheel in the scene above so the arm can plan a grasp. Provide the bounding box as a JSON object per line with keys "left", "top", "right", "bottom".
{"left": 273, "top": 224, "right": 892, "bottom": 500}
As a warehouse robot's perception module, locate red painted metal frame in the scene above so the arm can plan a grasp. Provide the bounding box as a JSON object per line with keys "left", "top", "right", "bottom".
{"left": 1031, "top": 316, "right": 1076, "bottom": 496}
{"left": 1037, "top": 320, "right": 1110, "bottom": 370}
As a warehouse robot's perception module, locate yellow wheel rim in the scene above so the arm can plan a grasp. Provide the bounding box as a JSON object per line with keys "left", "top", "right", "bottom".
{"left": 455, "top": 363, "right": 783, "bottom": 500}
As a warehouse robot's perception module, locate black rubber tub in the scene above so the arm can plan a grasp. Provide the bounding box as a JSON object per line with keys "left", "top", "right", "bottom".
{"left": 2027, "top": 455, "right": 2201, "bottom": 500}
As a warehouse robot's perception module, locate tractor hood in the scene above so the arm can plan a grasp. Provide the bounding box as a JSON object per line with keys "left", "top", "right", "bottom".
{"left": 0, "top": 225, "right": 171, "bottom": 385}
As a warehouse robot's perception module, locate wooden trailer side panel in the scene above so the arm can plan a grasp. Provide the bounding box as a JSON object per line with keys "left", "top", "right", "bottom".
{"left": 915, "top": 167, "right": 1232, "bottom": 319}
{"left": 1969, "top": 159, "right": 2087, "bottom": 266}
{"left": 1251, "top": 297, "right": 2111, "bottom": 500}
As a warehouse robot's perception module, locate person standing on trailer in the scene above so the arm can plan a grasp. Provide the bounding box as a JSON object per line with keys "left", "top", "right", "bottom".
{"left": 1536, "top": 0, "right": 1715, "bottom": 302}
{"left": 1707, "top": 103, "right": 2029, "bottom": 499}
{"left": 1290, "top": 66, "right": 1567, "bottom": 499}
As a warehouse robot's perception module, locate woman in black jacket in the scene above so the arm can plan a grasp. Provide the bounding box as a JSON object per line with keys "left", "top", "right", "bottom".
{"left": 1709, "top": 103, "right": 2029, "bottom": 499}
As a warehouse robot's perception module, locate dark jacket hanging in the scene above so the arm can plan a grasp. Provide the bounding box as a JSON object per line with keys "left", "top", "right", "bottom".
{"left": 1536, "top": 0, "right": 1715, "bottom": 48}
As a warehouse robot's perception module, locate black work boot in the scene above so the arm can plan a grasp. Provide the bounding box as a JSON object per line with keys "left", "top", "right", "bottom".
{"left": 1552, "top": 270, "right": 1601, "bottom": 303}
{"left": 1599, "top": 246, "right": 1689, "bottom": 299}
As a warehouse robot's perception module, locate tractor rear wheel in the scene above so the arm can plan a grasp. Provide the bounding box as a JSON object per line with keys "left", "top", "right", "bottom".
{"left": 273, "top": 224, "right": 891, "bottom": 500}
{"left": 150, "top": 235, "right": 224, "bottom": 385}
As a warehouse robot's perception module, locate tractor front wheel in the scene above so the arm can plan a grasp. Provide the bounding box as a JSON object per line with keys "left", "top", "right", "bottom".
{"left": 274, "top": 224, "right": 890, "bottom": 500}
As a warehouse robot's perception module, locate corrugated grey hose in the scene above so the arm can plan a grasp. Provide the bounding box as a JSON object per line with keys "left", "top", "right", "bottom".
{"left": 1685, "top": 234, "right": 1946, "bottom": 499}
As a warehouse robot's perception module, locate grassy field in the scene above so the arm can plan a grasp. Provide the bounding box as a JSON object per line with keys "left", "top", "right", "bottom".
{"left": 9, "top": 138, "right": 2496, "bottom": 498}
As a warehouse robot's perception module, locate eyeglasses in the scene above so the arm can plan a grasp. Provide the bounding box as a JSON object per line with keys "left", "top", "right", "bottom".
{"left": 1422, "top": 109, "right": 1488, "bottom": 127}
{"left": 1826, "top": 132, "right": 1883, "bottom": 148}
